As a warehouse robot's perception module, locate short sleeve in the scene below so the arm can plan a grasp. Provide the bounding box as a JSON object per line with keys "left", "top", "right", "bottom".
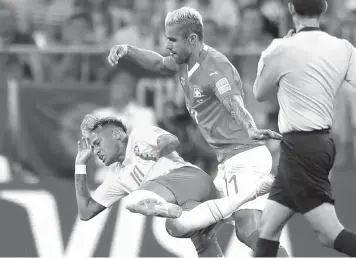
{"left": 344, "top": 39, "right": 356, "bottom": 88}
{"left": 209, "top": 62, "right": 243, "bottom": 102}
{"left": 131, "top": 126, "right": 176, "bottom": 146}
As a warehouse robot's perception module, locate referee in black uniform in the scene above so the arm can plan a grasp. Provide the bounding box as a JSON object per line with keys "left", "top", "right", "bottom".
{"left": 252, "top": 0, "right": 356, "bottom": 256}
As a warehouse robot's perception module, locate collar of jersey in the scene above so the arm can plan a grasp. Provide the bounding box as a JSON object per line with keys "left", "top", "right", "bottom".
{"left": 297, "top": 27, "right": 321, "bottom": 33}
{"left": 187, "top": 44, "right": 209, "bottom": 78}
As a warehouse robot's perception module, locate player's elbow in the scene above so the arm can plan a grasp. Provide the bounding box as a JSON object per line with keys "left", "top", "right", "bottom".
{"left": 78, "top": 211, "right": 94, "bottom": 221}
{"left": 171, "top": 137, "right": 180, "bottom": 149}
{"left": 253, "top": 81, "right": 268, "bottom": 102}
{"left": 78, "top": 208, "right": 100, "bottom": 221}
{"left": 255, "top": 93, "right": 266, "bottom": 102}
{"left": 79, "top": 215, "right": 91, "bottom": 221}
{"left": 253, "top": 87, "right": 267, "bottom": 102}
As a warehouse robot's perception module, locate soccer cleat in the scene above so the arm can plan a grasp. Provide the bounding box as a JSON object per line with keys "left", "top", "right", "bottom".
{"left": 126, "top": 198, "right": 183, "bottom": 218}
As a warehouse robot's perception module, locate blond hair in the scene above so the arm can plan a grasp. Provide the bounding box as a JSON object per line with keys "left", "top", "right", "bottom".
{"left": 165, "top": 6, "right": 204, "bottom": 40}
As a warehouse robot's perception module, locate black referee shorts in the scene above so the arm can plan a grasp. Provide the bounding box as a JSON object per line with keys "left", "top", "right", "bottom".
{"left": 269, "top": 129, "right": 336, "bottom": 214}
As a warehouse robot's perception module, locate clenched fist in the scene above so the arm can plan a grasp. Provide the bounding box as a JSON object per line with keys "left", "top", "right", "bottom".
{"left": 108, "top": 44, "right": 128, "bottom": 66}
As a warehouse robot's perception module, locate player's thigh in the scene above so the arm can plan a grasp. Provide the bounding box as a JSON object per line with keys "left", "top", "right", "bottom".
{"left": 303, "top": 202, "right": 344, "bottom": 246}
{"left": 137, "top": 180, "right": 177, "bottom": 203}
{"left": 154, "top": 166, "right": 217, "bottom": 206}
{"left": 258, "top": 199, "right": 295, "bottom": 240}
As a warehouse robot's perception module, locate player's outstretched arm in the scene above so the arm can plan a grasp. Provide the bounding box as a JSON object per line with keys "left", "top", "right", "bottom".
{"left": 75, "top": 137, "right": 106, "bottom": 221}
{"left": 222, "top": 95, "right": 282, "bottom": 140}
{"left": 108, "top": 44, "right": 179, "bottom": 75}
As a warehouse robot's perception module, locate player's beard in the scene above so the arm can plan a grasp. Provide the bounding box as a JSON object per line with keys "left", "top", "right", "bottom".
{"left": 175, "top": 51, "right": 190, "bottom": 64}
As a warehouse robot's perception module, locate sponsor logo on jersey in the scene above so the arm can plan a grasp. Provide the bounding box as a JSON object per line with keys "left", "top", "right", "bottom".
{"left": 180, "top": 77, "right": 186, "bottom": 86}
{"left": 215, "top": 78, "right": 231, "bottom": 94}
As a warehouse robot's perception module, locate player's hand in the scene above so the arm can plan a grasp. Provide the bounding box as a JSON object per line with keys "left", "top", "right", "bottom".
{"left": 108, "top": 44, "right": 128, "bottom": 66}
{"left": 283, "top": 29, "right": 296, "bottom": 38}
{"left": 75, "top": 137, "right": 92, "bottom": 165}
{"left": 248, "top": 128, "right": 282, "bottom": 141}
{"left": 134, "top": 145, "right": 160, "bottom": 161}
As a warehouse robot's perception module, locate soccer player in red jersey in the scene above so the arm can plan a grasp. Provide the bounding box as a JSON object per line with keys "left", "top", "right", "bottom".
{"left": 107, "top": 6, "right": 287, "bottom": 256}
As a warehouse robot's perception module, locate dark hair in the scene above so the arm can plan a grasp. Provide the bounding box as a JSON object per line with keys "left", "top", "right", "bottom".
{"left": 291, "top": 0, "right": 326, "bottom": 17}
{"left": 92, "top": 117, "right": 127, "bottom": 133}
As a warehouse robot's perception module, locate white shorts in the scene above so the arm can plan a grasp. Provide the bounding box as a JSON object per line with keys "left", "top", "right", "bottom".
{"left": 213, "top": 145, "right": 273, "bottom": 212}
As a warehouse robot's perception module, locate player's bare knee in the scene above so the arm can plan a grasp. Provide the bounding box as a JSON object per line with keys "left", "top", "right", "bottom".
{"left": 257, "top": 214, "right": 283, "bottom": 240}
{"left": 165, "top": 218, "right": 190, "bottom": 237}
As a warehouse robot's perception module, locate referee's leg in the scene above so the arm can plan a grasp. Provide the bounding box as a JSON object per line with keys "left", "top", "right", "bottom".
{"left": 303, "top": 202, "right": 356, "bottom": 256}
{"left": 254, "top": 173, "right": 296, "bottom": 257}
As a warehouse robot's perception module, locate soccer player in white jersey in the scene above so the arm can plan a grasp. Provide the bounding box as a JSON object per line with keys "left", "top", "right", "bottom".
{"left": 74, "top": 114, "right": 274, "bottom": 257}
{"left": 106, "top": 6, "right": 288, "bottom": 256}
{"left": 252, "top": 0, "right": 356, "bottom": 256}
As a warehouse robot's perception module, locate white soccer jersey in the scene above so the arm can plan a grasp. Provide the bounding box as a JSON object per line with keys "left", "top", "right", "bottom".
{"left": 254, "top": 29, "right": 356, "bottom": 134}
{"left": 92, "top": 126, "right": 198, "bottom": 208}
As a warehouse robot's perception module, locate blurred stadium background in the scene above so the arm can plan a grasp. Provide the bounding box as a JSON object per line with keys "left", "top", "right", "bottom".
{"left": 0, "top": 0, "right": 355, "bottom": 257}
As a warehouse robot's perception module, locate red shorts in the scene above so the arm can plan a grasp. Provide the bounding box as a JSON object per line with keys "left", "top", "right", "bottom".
{"left": 150, "top": 166, "right": 218, "bottom": 209}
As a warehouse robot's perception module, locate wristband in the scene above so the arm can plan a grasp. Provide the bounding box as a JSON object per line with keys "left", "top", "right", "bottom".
{"left": 75, "top": 165, "right": 87, "bottom": 174}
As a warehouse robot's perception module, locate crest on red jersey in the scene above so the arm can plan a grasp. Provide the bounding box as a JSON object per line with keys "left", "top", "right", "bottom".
{"left": 193, "top": 87, "right": 204, "bottom": 98}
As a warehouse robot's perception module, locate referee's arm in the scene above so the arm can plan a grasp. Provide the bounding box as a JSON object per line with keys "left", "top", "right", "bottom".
{"left": 253, "top": 56, "right": 280, "bottom": 102}
{"left": 344, "top": 40, "right": 356, "bottom": 88}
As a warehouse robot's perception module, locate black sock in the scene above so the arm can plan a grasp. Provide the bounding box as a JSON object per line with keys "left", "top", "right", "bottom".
{"left": 334, "top": 229, "right": 356, "bottom": 256}
{"left": 254, "top": 238, "right": 280, "bottom": 257}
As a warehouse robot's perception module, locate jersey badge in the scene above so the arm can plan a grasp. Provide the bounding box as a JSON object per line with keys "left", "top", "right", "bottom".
{"left": 193, "top": 87, "right": 204, "bottom": 98}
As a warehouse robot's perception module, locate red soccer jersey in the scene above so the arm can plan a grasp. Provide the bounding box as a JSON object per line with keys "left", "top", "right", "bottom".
{"left": 176, "top": 45, "right": 264, "bottom": 162}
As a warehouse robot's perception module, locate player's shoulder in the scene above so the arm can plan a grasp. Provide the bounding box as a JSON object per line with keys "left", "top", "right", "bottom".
{"left": 261, "top": 38, "right": 286, "bottom": 60}
{"left": 130, "top": 126, "right": 167, "bottom": 137}
{"left": 205, "top": 46, "right": 235, "bottom": 72}
{"left": 206, "top": 46, "right": 230, "bottom": 65}
{"left": 339, "top": 37, "right": 356, "bottom": 52}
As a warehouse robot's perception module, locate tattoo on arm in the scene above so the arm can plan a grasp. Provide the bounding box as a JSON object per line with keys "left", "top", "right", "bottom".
{"left": 156, "top": 134, "right": 180, "bottom": 157}
{"left": 222, "top": 95, "right": 257, "bottom": 133}
{"left": 75, "top": 174, "right": 91, "bottom": 205}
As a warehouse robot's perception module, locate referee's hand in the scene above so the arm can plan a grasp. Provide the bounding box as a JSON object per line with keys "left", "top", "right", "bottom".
{"left": 248, "top": 128, "right": 282, "bottom": 141}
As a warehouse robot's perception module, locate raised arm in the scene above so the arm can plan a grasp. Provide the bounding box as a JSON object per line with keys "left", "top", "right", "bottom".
{"left": 108, "top": 44, "right": 179, "bottom": 75}
{"left": 75, "top": 137, "right": 126, "bottom": 221}
{"left": 74, "top": 167, "right": 106, "bottom": 221}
